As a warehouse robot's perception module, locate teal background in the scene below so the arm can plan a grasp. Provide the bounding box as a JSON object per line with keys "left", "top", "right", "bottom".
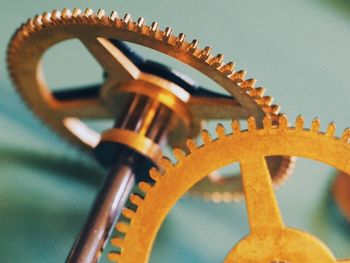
{"left": 1, "top": 0, "right": 350, "bottom": 262}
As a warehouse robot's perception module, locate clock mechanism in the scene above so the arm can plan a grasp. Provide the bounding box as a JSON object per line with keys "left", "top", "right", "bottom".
{"left": 6, "top": 7, "right": 350, "bottom": 263}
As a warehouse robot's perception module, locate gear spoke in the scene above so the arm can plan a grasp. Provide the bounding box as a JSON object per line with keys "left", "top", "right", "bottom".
{"left": 189, "top": 96, "right": 246, "bottom": 120}
{"left": 53, "top": 84, "right": 101, "bottom": 101}
{"left": 52, "top": 85, "right": 112, "bottom": 119}
{"left": 240, "top": 155, "right": 284, "bottom": 232}
{"left": 55, "top": 99, "right": 112, "bottom": 119}
{"left": 80, "top": 37, "right": 140, "bottom": 81}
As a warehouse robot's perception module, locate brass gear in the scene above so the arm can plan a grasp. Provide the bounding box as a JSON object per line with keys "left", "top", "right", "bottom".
{"left": 7, "top": 8, "right": 293, "bottom": 200}
{"left": 108, "top": 115, "right": 350, "bottom": 263}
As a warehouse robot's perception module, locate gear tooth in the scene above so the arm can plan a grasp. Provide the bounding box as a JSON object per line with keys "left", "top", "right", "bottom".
{"left": 247, "top": 116, "right": 257, "bottom": 131}
{"left": 72, "top": 8, "right": 82, "bottom": 17}
{"left": 85, "top": 9, "right": 97, "bottom": 24}
{"left": 42, "top": 12, "right": 51, "bottom": 24}
{"left": 110, "top": 10, "right": 119, "bottom": 21}
{"left": 278, "top": 114, "right": 288, "bottom": 129}
{"left": 263, "top": 104, "right": 280, "bottom": 114}
{"left": 162, "top": 27, "right": 172, "bottom": 42}
{"left": 33, "top": 15, "right": 43, "bottom": 27}
{"left": 186, "top": 139, "right": 198, "bottom": 153}
{"left": 26, "top": 18, "right": 35, "bottom": 30}
{"left": 175, "top": 33, "right": 185, "bottom": 48}
{"left": 149, "top": 167, "right": 162, "bottom": 181}
{"left": 255, "top": 96, "right": 272, "bottom": 106}
{"left": 173, "top": 148, "right": 185, "bottom": 162}
{"left": 108, "top": 252, "right": 121, "bottom": 262}
{"left": 123, "top": 13, "right": 132, "bottom": 27}
{"left": 61, "top": 8, "right": 72, "bottom": 19}
{"left": 215, "top": 123, "right": 226, "bottom": 138}
{"left": 136, "top": 17, "right": 145, "bottom": 31}
{"left": 115, "top": 222, "right": 129, "bottom": 233}
{"left": 150, "top": 21, "right": 159, "bottom": 36}
{"left": 28, "top": 21, "right": 38, "bottom": 33}
{"left": 51, "top": 10, "right": 61, "bottom": 21}
{"left": 230, "top": 70, "right": 246, "bottom": 83}
{"left": 272, "top": 105, "right": 281, "bottom": 113}
{"left": 250, "top": 87, "right": 266, "bottom": 97}
{"left": 111, "top": 237, "right": 124, "bottom": 247}
{"left": 201, "top": 130, "right": 212, "bottom": 143}
{"left": 12, "top": 30, "right": 24, "bottom": 40}
{"left": 311, "top": 118, "right": 320, "bottom": 133}
{"left": 231, "top": 120, "right": 241, "bottom": 133}
{"left": 188, "top": 39, "right": 198, "bottom": 53}
{"left": 326, "top": 122, "right": 336, "bottom": 137}
{"left": 209, "top": 54, "right": 223, "bottom": 68}
{"left": 97, "top": 9, "right": 105, "bottom": 19}
{"left": 295, "top": 115, "right": 304, "bottom": 130}
{"left": 83, "top": 8, "right": 94, "bottom": 17}
{"left": 139, "top": 182, "right": 152, "bottom": 194}
{"left": 122, "top": 207, "right": 135, "bottom": 219}
{"left": 256, "top": 96, "right": 273, "bottom": 106}
{"left": 199, "top": 46, "right": 212, "bottom": 61}
{"left": 220, "top": 62, "right": 235, "bottom": 75}
{"left": 241, "top": 79, "right": 256, "bottom": 89}
{"left": 264, "top": 96, "right": 273, "bottom": 105}
{"left": 160, "top": 156, "right": 174, "bottom": 170}
{"left": 263, "top": 115, "right": 272, "bottom": 129}
{"left": 129, "top": 194, "right": 143, "bottom": 206}
{"left": 341, "top": 128, "right": 350, "bottom": 143}
{"left": 101, "top": 13, "right": 111, "bottom": 25}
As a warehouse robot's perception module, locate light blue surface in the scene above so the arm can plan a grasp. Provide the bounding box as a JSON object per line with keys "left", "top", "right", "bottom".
{"left": 1, "top": 0, "right": 350, "bottom": 262}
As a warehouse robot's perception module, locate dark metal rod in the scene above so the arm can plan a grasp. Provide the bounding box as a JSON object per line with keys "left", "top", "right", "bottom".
{"left": 66, "top": 161, "right": 136, "bottom": 263}
{"left": 66, "top": 93, "right": 177, "bottom": 263}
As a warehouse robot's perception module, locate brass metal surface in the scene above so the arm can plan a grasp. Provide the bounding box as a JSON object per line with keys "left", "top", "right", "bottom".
{"left": 108, "top": 115, "right": 350, "bottom": 263}
{"left": 7, "top": 8, "right": 294, "bottom": 201}
{"left": 101, "top": 129, "right": 162, "bottom": 164}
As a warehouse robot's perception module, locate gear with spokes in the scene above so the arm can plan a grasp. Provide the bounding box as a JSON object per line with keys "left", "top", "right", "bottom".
{"left": 108, "top": 115, "right": 350, "bottom": 263}
{"left": 7, "top": 8, "right": 293, "bottom": 199}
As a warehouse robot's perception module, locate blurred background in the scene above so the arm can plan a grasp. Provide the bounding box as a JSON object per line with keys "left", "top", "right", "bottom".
{"left": 1, "top": 0, "right": 350, "bottom": 262}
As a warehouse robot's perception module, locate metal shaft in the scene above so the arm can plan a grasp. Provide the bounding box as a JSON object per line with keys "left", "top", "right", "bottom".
{"left": 67, "top": 93, "right": 178, "bottom": 263}
{"left": 66, "top": 159, "right": 136, "bottom": 263}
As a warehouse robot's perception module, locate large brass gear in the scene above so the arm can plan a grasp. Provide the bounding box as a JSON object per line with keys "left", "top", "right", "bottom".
{"left": 108, "top": 115, "right": 350, "bottom": 263}
{"left": 7, "top": 8, "right": 293, "bottom": 200}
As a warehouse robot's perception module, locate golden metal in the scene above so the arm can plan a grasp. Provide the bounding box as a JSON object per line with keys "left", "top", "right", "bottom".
{"left": 7, "top": 8, "right": 293, "bottom": 200}
{"left": 101, "top": 129, "right": 162, "bottom": 164}
{"left": 333, "top": 171, "right": 350, "bottom": 222}
{"left": 108, "top": 115, "right": 350, "bottom": 263}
